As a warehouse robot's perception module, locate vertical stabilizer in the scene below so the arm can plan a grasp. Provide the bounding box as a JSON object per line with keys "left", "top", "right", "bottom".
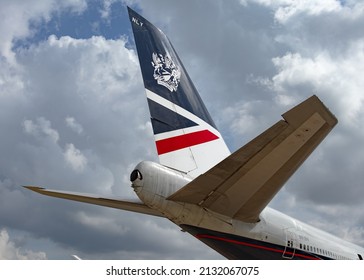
{"left": 128, "top": 7, "right": 230, "bottom": 177}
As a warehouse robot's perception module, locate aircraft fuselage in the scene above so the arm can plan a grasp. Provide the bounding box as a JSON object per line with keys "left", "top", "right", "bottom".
{"left": 131, "top": 161, "right": 364, "bottom": 260}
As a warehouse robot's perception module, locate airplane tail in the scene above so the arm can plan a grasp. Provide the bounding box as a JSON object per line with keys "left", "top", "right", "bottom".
{"left": 128, "top": 8, "right": 230, "bottom": 177}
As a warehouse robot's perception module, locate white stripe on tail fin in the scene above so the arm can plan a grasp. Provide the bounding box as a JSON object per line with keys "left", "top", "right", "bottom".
{"left": 128, "top": 7, "right": 230, "bottom": 177}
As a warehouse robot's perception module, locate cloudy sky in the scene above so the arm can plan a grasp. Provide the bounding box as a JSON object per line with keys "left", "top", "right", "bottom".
{"left": 1, "top": 0, "right": 364, "bottom": 260}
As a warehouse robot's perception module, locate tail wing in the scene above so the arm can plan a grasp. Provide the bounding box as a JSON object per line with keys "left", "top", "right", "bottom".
{"left": 128, "top": 8, "right": 230, "bottom": 177}
{"left": 168, "top": 96, "right": 338, "bottom": 222}
{"left": 24, "top": 186, "right": 163, "bottom": 217}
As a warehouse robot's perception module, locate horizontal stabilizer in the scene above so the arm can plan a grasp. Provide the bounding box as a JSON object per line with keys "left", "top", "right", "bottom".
{"left": 24, "top": 186, "right": 163, "bottom": 217}
{"left": 168, "top": 95, "right": 338, "bottom": 222}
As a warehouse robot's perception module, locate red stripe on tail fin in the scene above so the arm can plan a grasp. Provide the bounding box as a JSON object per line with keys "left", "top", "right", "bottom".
{"left": 156, "top": 130, "right": 219, "bottom": 155}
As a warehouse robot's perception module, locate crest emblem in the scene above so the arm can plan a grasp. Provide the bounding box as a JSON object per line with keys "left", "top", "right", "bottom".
{"left": 151, "top": 52, "right": 181, "bottom": 92}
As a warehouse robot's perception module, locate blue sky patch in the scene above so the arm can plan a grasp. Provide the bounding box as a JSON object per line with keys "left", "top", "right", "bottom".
{"left": 13, "top": 1, "right": 140, "bottom": 51}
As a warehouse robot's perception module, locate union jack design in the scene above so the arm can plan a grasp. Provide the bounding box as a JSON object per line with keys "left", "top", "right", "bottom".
{"left": 129, "top": 8, "right": 230, "bottom": 177}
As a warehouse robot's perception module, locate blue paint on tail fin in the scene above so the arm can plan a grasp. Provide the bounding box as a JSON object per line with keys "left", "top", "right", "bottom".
{"left": 128, "top": 7, "right": 216, "bottom": 132}
{"left": 128, "top": 7, "right": 230, "bottom": 176}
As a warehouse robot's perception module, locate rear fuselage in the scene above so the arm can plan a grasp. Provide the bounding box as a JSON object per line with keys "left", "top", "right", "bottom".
{"left": 131, "top": 161, "right": 364, "bottom": 260}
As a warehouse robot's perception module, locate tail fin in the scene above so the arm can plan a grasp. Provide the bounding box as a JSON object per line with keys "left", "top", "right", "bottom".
{"left": 128, "top": 7, "right": 230, "bottom": 177}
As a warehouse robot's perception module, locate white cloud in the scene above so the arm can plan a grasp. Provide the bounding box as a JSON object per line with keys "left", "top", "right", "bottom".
{"left": 246, "top": 0, "right": 344, "bottom": 23}
{"left": 222, "top": 99, "right": 274, "bottom": 145}
{"left": 63, "top": 143, "right": 88, "bottom": 172}
{"left": 23, "top": 117, "right": 60, "bottom": 143}
{"left": 0, "top": 228, "right": 46, "bottom": 260}
{"left": 65, "top": 116, "right": 83, "bottom": 134}
{"left": 271, "top": 42, "right": 364, "bottom": 127}
{"left": 274, "top": 0, "right": 342, "bottom": 23}
{"left": 99, "top": 0, "right": 115, "bottom": 20}
{"left": 0, "top": 0, "right": 87, "bottom": 64}
{"left": 1, "top": 14, "right": 161, "bottom": 258}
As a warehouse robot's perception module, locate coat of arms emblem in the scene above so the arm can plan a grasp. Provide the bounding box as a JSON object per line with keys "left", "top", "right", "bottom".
{"left": 151, "top": 52, "right": 181, "bottom": 92}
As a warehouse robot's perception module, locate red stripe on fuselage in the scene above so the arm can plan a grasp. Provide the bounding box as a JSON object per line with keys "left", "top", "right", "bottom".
{"left": 196, "top": 234, "right": 320, "bottom": 260}
{"left": 156, "top": 130, "right": 219, "bottom": 155}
